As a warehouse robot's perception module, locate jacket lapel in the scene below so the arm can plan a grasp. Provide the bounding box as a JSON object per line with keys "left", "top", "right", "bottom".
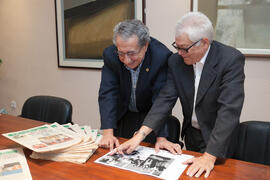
{"left": 121, "top": 64, "right": 132, "bottom": 100}
{"left": 136, "top": 48, "right": 151, "bottom": 94}
{"left": 178, "top": 61, "right": 195, "bottom": 113}
{"left": 196, "top": 43, "right": 217, "bottom": 105}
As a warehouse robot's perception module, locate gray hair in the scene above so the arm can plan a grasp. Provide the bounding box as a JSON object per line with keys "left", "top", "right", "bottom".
{"left": 113, "top": 19, "right": 150, "bottom": 47}
{"left": 175, "top": 12, "right": 214, "bottom": 43}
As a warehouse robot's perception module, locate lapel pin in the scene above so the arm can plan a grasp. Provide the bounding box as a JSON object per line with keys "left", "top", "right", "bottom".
{"left": 146, "top": 68, "right": 149, "bottom": 72}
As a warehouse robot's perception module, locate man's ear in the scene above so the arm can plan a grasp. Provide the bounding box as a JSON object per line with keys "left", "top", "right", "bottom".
{"left": 202, "top": 38, "right": 210, "bottom": 50}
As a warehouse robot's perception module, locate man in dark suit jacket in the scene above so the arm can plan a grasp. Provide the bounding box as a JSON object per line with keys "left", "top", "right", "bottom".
{"left": 113, "top": 12, "right": 245, "bottom": 178}
{"left": 98, "top": 19, "right": 182, "bottom": 153}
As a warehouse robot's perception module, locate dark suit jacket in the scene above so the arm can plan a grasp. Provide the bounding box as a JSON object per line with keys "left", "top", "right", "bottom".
{"left": 99, "top": 37, "right": 172, "bottom": 136}
{"left": 143, "top": 41, "right": 245, "bottom": 158}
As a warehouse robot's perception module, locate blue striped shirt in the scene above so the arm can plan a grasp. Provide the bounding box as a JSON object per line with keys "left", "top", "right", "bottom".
{"left": 125, "top": 61, "right": 144, "bottom": 112}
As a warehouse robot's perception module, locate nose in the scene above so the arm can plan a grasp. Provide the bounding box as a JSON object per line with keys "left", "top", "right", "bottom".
{"left": 122, "top": 55, "right": 132, "bottom": 64}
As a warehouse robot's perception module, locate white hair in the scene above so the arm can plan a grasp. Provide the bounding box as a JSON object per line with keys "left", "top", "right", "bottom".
{"left": 175, "top": 12, "right": 214, "bottom": 43}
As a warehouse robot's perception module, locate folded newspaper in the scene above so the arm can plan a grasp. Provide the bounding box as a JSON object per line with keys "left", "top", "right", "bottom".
{"left": 0, "top": 148, "right": 32, "bottom": 180}
{"left": 2, "top": 123, "right": 102, "bottom": 164}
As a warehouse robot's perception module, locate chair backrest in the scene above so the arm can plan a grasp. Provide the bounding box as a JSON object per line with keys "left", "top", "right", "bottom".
{"left": 231, "top": 121, "right": 270, "bottom": 166}
{"left": 21, "top": 96, "right": 72, "bottom": 124}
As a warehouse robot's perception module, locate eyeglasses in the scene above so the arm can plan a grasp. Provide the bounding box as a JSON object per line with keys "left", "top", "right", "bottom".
{"left": 172, "top": 39, "right": 201, "bottom": 53}
{"left": 116, "top": 47, "right": 142, "bottom": 58}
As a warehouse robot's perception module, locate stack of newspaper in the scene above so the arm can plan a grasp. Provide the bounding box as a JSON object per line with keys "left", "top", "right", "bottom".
{"left": 2, "top": 123, "right": 102, "bottom": 164}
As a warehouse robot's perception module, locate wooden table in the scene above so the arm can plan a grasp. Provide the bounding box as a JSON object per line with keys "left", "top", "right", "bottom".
{"left": 1, "top": 114, "right": 270, "bottom": 180}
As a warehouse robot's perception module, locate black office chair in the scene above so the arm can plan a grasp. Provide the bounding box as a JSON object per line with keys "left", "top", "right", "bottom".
{"left": 167, "top": 115, "right": 183, "bottom": 147}
{"left": 21, "top": 95, "right": 73, "bottom": 124}
{"left": 230, "top": 121, "right": 270, "bottom": 166}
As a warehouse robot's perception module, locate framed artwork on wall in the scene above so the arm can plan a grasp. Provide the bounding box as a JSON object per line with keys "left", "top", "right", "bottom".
{"left": 55, "top": 0, "right": 145, "bottom": 69}
{"left": 191, "top": 0, "right": 270, "bottom": 57}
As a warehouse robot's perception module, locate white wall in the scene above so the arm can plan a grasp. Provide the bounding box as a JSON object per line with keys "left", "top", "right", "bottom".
{"left": 0, "top": 0, "right": 101, "bottom": 127}
{"left": 241, "top": 58, "right": 270, "bottom": 121}
{"left": 0, "top": 0, "right": 269, "bottom": 130}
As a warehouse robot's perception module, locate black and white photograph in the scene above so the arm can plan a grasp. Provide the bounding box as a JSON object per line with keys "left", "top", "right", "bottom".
{"left": 95, "top": 146, "right": 193, "bottom": 180}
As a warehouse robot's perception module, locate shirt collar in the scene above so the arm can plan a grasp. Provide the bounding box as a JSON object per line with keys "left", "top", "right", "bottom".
{"left": 193, "top": 44, "right": 211, "bottom": 69}
{"left": 200, "top": 44, "right": 211, "bottom": 65}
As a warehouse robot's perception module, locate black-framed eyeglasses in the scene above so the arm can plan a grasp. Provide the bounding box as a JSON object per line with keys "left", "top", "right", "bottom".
{"left": 172, "top": 39, "right": 201, "bottom": 53}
